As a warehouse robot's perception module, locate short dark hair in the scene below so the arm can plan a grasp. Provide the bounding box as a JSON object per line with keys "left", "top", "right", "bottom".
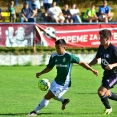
{"left": 103, "top": 0, "right": 107, "bottom": 3}
{"left": 55, "top": 39, "right": 66, "bottom": 46}
{"left": 99, "top": 29, "right": 112, "bottom": 39}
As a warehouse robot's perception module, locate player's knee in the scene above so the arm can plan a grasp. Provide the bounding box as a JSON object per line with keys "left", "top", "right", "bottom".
{"left": 98, "top": 89, "right": 105, "bottom": 97}
{"left": 105, "top": 90, "right": 111, "bottom": 97}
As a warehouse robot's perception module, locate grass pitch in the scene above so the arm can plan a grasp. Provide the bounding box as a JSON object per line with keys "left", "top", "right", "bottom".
{"left": 0, "top": 65, "right": 117, "bottom": 117}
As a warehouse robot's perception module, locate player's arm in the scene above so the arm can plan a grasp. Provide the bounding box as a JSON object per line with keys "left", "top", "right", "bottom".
{"left": 36, "top": 54, "right": 55, "bottom": 78}
{"left": 71, "top": 54, "right": 98, "bottom": 76}
{"left": 78, "top": 60, "right": 98, "bottom": 76}
{"left": 89, "top": 57, "right": 99, "bottom": 66}
{"left": 36, "top": 67, "right": 53, "bottom": 78}
{"left": 105, "top": 63, "right": 117, "bottom": 70}
{"left": 89, "top": 45, "right": 101, "bottom": 66}
{"left": 105, "top": 47, "right": 117, "bottom": 70}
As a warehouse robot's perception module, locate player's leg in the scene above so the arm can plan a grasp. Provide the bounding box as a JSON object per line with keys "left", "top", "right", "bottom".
{"left": 52, "top": 85, "right": 70, "bottom": 110}
{"left": 34, "top": 90, "right": 55, "bottom": 112}
{"left": 98, "top": 86, "right": 112, "bottom": 114}
{"left": 108, "top": 92, "right": 117, "bottom": 101}
{"left": 53, "top": 97, "right": 70, "bottom": 110}
{"left": 53, "top": 96, "right": 64, "bottom": 102}
{"left": 98, "top": 86, "right": 111, "bottom": 109}
{"left": 28, "top": 90, "right": 55, "bottom": 116}
{"left": 28, "top": 81, "right": 57, "bottom": 116}
{"left": 107, "top": 77, "right": 117, "bottom": 101}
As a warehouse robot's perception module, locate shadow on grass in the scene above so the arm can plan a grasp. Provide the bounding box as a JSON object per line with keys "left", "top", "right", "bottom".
{"left": 0, "top": 113, "right": 54, "bottom": 116}
{"left": 0, "top": 113, "right": 27, "bottom": 116}
{"left": 0, "top": 112, "right": 102, "bottom": 116}
{"left": 76, "top": 92, "right": 97, "bottom": 94}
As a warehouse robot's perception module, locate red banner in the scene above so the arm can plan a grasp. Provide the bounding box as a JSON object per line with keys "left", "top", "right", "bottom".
{"left": 35, "top": 24, "right": 117, "bottom": 47}
{"left": 0, "top": 24, "right": 34, "bottom": 47}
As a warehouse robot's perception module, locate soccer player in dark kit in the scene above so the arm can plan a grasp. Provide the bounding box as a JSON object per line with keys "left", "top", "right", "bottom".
{"left": 89, "top": 29, "right": 117, "bottom": 115}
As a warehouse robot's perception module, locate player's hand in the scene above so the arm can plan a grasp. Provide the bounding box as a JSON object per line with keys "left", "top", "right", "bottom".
{"left": 36, "top": 72, "right": 41, "bottom": 78}
{"left": 105, "top": 64, "right": 113, "bottom": 70}
{"left": 93, "top": 70, "right": 98, "bottom": 76}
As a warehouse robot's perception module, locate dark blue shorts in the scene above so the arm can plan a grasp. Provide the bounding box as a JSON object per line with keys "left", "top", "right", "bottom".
{"left": 102, "top": 75, "right": 117, "bottom": 89}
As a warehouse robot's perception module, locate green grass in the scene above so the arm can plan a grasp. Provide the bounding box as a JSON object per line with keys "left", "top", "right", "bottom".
{"left": 0, "top": 65, "right": 117, "bottom": 117}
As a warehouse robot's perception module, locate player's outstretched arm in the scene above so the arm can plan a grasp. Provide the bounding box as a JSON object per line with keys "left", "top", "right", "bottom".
{"left": 79, "top": 61, "right": 98, "bottom": 76}
{"left": 89, "top": 57, "right": 99, "bottom": 66}
{"left": 36, "top": 67, "right": 53, "bottom": 78}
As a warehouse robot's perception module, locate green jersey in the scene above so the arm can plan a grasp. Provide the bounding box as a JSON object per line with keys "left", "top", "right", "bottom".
{"left": 83, "top": 8, "right": 96, "bottom": 19}
{"left": 47, "top": 51, "right": 80, "bottom": 87}
{"left": 8, "top": 6, "right": 15, "bottom": 14}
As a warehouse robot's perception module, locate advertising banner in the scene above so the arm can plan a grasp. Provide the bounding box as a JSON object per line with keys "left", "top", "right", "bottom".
{"left": 35, "top": 24, "right": 117, "bottom": 47}
{"left": 0, "top": 24, "right": 34, "bottom": 47}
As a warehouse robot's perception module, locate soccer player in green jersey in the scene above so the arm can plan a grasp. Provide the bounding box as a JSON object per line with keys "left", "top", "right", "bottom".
{"left": 28, "top": 39, "right": 98, "bottom": 116}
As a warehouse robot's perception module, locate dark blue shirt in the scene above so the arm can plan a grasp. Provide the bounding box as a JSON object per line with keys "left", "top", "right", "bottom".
{"left": 96, "top": 43, "right": 117, "bottom": 76}
{"left": 21, "top": 7, "right": 32, "bottom": 18}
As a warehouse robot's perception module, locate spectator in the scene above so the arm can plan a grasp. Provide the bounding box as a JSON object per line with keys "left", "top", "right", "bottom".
{"left": 0, "top": 8, "right": 4, "bottom": 22}
{"left": 8, "top": 1, "right": 16, "bottom": 23}
{"left": 98, "top": 0, "right": 113, "bottom": 23}
{"left": 83, "top": 4, "right": 98, "bottom": 23}
{"left": 33, "top": 0, "right": 40, "bottom": 11}
{"left": 47, "top": 1, "right": 65, "bottom": 23}
{"left": 31, "top": 0, "right": 38, "bottom": 13}
{"left": 30, "top": 0, "right": 41, "bottom": 12}
{"left": 21, "top": 1, "right": 36, "bottom": 23}
{"left": 62, "top": 4, "right": 71, "bottom": 23}
{"left": 69, "top": 4, "right": 82, "bottom": 23}
{"left": 44, "top": 0, "right": 53, "bottom": 12}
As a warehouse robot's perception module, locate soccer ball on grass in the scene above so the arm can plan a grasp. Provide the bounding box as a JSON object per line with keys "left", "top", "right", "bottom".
{"left": 38, "top": 79, "right": 50, "bottom": 91}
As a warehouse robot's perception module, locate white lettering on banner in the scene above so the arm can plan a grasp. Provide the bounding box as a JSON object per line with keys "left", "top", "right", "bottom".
{"left": 113, "top": 33, "right": 117, "bottom": 40}
{"left": 0, "top": 27, "right": 2, "bottom": 35}
{"left": 89, "top": 34, "right": 98, "bottom": 40}
{"left": 91, "top": 42, "right": 100, "bottom": 45}
{"left": 59, "top": 35, "right": 88, "bottom": 43}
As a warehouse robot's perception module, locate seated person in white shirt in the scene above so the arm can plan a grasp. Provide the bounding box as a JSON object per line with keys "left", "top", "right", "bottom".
{"left": 69, "top": 3, "right": 82, "bottom": 23}
{"left": 47, "top": 1, "right": 65, "bottom": 23}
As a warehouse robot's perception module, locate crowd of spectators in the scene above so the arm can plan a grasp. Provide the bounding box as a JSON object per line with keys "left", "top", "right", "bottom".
{"left": 0, "top": 0, "right": 114, "bottom": 23}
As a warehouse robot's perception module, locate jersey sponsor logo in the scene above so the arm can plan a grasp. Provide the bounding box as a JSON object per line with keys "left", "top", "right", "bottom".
{"left": 101, "top": 59, "right": 109, "bottom": 66}
{"left": 107, "top": 79, "right": 110, "bottom": 82}
{"left": 56, "top": 64, "right": 67, "bottom": 67}
{"left": 106, "top": 54, "right": 109, "bottom": 58}
{"left": 63, "top": 58, "right": 66, "bottom": 62}
{"left": 55, "top": 59, "right": 57, "bottom": 63}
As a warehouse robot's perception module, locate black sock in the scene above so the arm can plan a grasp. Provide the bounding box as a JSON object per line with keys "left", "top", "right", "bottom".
{"left": 100, "top": 94, "right": 111, "bottom": 109}
{"left": 108, "top": 92, "right": 117, "bottom": 101}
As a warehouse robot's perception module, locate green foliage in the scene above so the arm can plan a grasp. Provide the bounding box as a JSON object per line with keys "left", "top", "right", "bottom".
{"left": 0, "top": 46, "right": 98, "bottom": 55}
{"left": 25, "top": 61, "right": 32, "bottom": 66}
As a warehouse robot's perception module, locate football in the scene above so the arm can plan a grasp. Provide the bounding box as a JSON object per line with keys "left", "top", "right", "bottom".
{"left": 38, "top": 79, "right": 50, "bottom": 91}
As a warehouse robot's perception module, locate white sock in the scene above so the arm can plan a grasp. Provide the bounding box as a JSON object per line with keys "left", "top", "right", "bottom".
{"left": 53, "top": 96, "right": 64, "bottom": 102}
{"left": 34, "top": 98, "right": 49, "bottom": 112}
